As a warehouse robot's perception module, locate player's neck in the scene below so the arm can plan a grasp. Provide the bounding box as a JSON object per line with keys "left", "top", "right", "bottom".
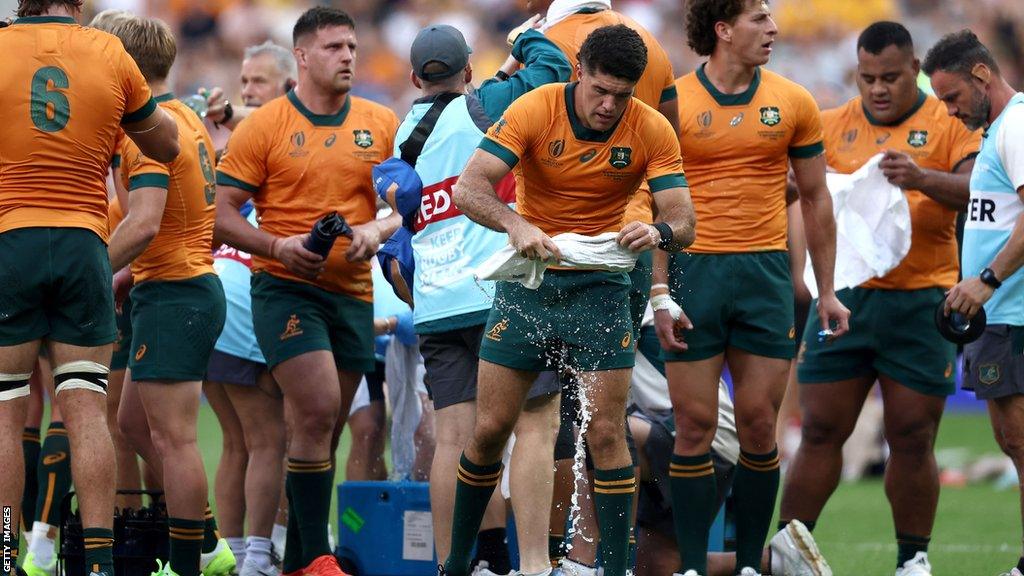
{"left": 148, "top": 80, "right": 170, "bottom": 97}
{"left": 704, "top": 53, "right": 758, "bottom": 95}
{"left": 292, "top": 84, "right": 349, "bottom": 116}
{"left": 987, "top": 78, "right": 1019, "bottom": 126}
{"left": 37, "top": 5, "right": 78, "bottom": 19}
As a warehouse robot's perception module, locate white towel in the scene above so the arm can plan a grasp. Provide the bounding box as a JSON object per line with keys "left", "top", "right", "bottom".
{"left": 475, "top": 231, "right": 637, "bottom": 289}
{"left": 804, "top": 153, "right": 912, "bottom": 298}
{"left": 541, "top": 0, "right": 612, "bottom": 31}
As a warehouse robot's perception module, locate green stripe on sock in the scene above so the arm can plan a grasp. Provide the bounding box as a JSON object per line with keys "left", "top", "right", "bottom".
{"left": 670, "top": 453, "right": 717, "bottom": 574}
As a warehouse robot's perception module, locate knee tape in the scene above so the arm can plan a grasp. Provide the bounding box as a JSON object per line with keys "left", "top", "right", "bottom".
{"left": 53, "top": 361, "right": 109, "bottom": 396}
{"left": 0, "top": 372, "right": 31, "bottom": 401}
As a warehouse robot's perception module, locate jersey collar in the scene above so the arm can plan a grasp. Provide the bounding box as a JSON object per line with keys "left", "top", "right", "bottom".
{"left": 696, "top": 62, "right": 761, "bottom": 107}
{"left": 287, "top": 89, "right": 351, "bottom": 127}
{"left": 13, "top": 16, "right": 76, "bottom": 24}
{"left": 565, "top": 82, "right": 626, "bottom": 143}
{"left": 861, "top": 89, "right": 926, "bottom": 127}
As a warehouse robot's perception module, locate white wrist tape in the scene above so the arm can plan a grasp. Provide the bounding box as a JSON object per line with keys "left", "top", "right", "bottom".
{"left": 650, "top": 293, "right": 682, "bottom": 321}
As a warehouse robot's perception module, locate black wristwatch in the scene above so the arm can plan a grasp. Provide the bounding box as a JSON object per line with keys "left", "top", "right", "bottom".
{"left": 494, "top": 70, "right": 510, "bottom": 81}
{"left": 980, "top": 267, "right": 1003, "bottom": 289}
{"left": 653, "top": 222, "right": 673, "bottom": 250}
{"left": 216, "top": 100, "right": 234, "bottom": 127}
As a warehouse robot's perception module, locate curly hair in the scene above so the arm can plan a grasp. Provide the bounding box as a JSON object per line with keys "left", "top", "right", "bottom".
{"left": 922, "top": 29, "right": 1000, "bottom": 77}
{"left": 686, "top": 0, "right": 754, "bottom": 57}
{"left": 578, "top": 24, "right": 648, "bottom": 83}
{"left": 17, "top": 0, "right": 83, "bottom": 17}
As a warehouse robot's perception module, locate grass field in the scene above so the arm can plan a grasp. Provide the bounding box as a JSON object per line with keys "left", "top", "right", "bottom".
{"left": 192, "top": 408, "right": 1017, "bottom": 574}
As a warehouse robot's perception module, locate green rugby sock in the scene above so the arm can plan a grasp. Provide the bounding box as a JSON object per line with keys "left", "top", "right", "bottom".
{"left": 734, "top": 449, "right": 781, "bottom": 573}
{"left": 281, "top": 477, "right": 304, "bottom": 574}
{"left": 202, "top": 504, "right": 220, "bottom": 554}
{"left": 669, "top": 453, "right": 717, "bottom": 574}
{"left": 593, "top": 467, "right": 635, "bottom": 576}
{"left": 287, "top": 459, "right": 334, "bottom": 566}
{"left": 36, "top": 422, "right": 71, "bottom": 526}
{"left": 21, "top": 427, "right": 40, "bottom": 532}
{"left": 169, "top": 517, "right": 205, "bottom": 576}
{"left": 443, "top": 454, "right": 503, "bottom": 576}
{"left": 83, "top": 527, "right": 115, "bottom": 576}
{"left": 896, "top": 532, "right": 929, "bottom": 567}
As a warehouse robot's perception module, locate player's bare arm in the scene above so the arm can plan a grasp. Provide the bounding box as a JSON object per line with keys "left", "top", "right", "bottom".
{"left": 618, "top": 187, "right": 696, "bottom": 252}
{"left": 215, "top": 184, "right": 324, "bottom": 279}
{"left": 657, "top": 96, "right": 681, "bottom": 137}
{"left": 879, "top": 149, "right": 974, "bottom": 210}
{"left": 947, "top": 184, "right": 1024, "bottom": 319}
{"left": 107, "top": 185, "right": 168, "bottom": 271}
{"left": 453, "top": 148, "right": 562, "bottom": 262}
{"left": 123, "top": 107, "right": 180, "bottom": 163}
{"left": 792, "top": 151, "right": 851, "bottom": 338}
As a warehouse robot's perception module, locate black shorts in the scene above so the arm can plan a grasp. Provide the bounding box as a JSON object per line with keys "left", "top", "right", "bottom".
{"left": 963, "top": 324, "right": 1024, "bottom": 399}
{"left": 365, "top": 360, "right": 385, "bottom": 403}
{"left": 632, "top": 407, "right": 735, "bottom": 534}
{"left": 206, "top": 349, "right": 267, "bottom": 387}
{"left": 419, "top": 323, "right": 561, "bottom": 410}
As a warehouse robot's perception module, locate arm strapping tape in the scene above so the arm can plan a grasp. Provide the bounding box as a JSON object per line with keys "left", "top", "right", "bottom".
{"left": 650, "top": 293, "right": 683, "bottom": 321}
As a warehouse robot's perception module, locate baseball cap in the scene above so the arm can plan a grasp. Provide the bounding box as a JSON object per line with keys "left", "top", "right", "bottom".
{"left": 410, "top": 24, "right": 472, "bottom": 81}
{"left": 373, "top": 158, "right": 422, "bottom": 226}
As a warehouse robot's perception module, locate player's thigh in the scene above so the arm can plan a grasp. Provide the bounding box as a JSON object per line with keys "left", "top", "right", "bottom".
{"left": 203, "top": 379, "right": 243, "bottom": 441}
{"left": 579, "top": 368, "right": 631, "bottom": 424}
{"left": 729, "top": 251, "right": 797, "bottom": 360}
{"left": 109, "top": 296, "right": 133, "bottom": 373}
{"left": 873, "top": 287, "right": 957, "bottom": 397}
{"left": 136, "top": 379, "right": 203, "bottom": 440}
{"left": 475, "top": 359, "right": 542, "bottom": 434}
{"left": 666, "top": 354, "right": 724, "bottom": 432}
{"left": 878, "top": 374, "right": 945, "bottom": 451}
{"left": 662, "top": 252, "right": 730, "bottom": 362}
{"left": 129, "top": 274, "right": 226, "bottom": 382}
{"left": 794, "top": 375, "right": 876, "bottom": 445}
{"left": 988, "top": 394, "right": 1024, "bottom": 459}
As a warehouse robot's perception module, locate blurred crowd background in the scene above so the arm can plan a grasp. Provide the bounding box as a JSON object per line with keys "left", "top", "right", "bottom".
{"left": 3, "top": 0, "right": 1024, "bottom": 115}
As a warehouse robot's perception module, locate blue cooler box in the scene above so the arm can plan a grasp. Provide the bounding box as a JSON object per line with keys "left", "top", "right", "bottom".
{"left": 336, "top": 481, "right": 436, "bottom": 576}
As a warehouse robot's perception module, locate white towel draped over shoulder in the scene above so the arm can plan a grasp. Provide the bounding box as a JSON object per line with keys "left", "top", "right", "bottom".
{"left": 475, "top": 232, "right": 637, "bottom": 289}
{"left": 541, "top": 0, "right": 612, "bottom": 31}
{"left": 804, "top": 153, "right": 912, "bottom": 298}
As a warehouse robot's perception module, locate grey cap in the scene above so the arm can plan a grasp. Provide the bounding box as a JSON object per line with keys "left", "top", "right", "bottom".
{"left": 410, "top": 24, "right": 471, "bottom": 81}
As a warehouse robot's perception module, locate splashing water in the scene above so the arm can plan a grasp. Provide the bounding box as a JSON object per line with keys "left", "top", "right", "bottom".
{"left": 565, "top": 368, "right": 595, "bottom": 551}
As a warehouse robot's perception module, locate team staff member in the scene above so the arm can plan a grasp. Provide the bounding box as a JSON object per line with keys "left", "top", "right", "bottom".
{"left": 0, "top": 1, "right": 178, "bottom": 575}
{"left": 778, "top": 22, "right": 980, "bottom": 576}
{"left": 105, "top": 15, "right": 229, "bottom": 576}
{"left": 203, "top": 40, "right": 298, "bottom": 134}
{"left": 444, "top": 25, "right": 695, "bottom": 576}
{"left": 215, "top": 7, "right": 400, "bottom": 576}
{"left": 927, "top": 30, "right": 1024, "bottom": 576}
{"left": 653, "top": 1, "right": 848, "bottom": 575}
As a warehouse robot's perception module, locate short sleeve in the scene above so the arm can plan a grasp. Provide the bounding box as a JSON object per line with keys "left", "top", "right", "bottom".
{"left": 789, "top": 87, "right": 825, "bottom": 159}
{"left": 996, "top": 106, "right": 1024, "bottom": 191}
{"left": 644, "top": 115, "right": 687, "bottom": 192}
{"left": 121, "top": 138, "right": 169, "bottom": 191}
{"left": 116, "top": 47, "right": 156, "bottom": 125}
{"left": 216, "top": 115, "right": 268, "bottom": 194}
{"left": 946, "top": 117, "right": 983, "bottom": 173}
{"left": 658, "top": 55, "right": 677, "bottom": 104}
{"left": 478, "top": 92, "right": 539, "bottom": 169}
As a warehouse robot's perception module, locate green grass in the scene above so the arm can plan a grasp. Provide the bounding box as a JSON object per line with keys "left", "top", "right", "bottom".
{"left": 195, "top": 409, "right": 1018, "bottom": 574}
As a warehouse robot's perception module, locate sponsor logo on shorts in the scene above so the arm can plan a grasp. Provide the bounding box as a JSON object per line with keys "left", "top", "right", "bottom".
{"left": 280, "top": 315, "right": 304, "bottom": 340}
{"left": 114, "top": 329, "right": 123, "bottom": 351}
{"left": 797, "top": 341, "right": 807, "bottom": 364}
{"left": 353, "top": 129, "right": 373, "bottom": 148}
{"left": 759, "top": 106, "right": 781, "bottom": 126}
{"left": 134, "top": 344, "right": 147, "bottom": 361}
{"left": 979, "top": 363, "right": 1000, "bottom": 386}
{"left": 485, "top": 318, "right": 510, "bottom": 342}
{"left": 621, "top": 331, "right": 632, "bottom": 349}
{"left": 43, "top": 451, "right": 67, "bottom": 465}
{"left": 907, "top": 130, "right": 928, "bottom": 148}
{"left": 945, "top": 362, "right": 954, "bottom": 379}
{"left": 788, "top": 326, "right": 796, "bottom": 340}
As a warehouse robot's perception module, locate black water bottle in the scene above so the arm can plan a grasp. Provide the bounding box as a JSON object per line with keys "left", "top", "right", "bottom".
{"left": 304, "top": 212, "right": 353, "bottom": 259}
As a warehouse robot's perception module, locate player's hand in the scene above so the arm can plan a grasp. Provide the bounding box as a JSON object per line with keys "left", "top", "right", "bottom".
{"left": 347, "top": 222, "right": 381, "bottom": 262}
{"left": 507, "top": 14, "right": 544, "bottom": 47}
{"left": 816, "top": 292, "right": 851, "bottom": 340}
{"left": 618, "top": 221, "right": 660, "bottom": 252}
{"left": 202, "top": 87, "right": 228, "bottom": 123}
{"left": 944, "top": 276, "right": 994, "bottom": 320}
{"left": 508, "top": 219, "right": 562, "bottom": 262}
{"left": 274, "top": 234, "right": 325, "bottom": 279}
{"left": 879, "top": 150, "right": 925, "bottom": 189}
{"left": 112, "top": 267, "right": 134, "bottom": 313}
{"left": 654, "top": 307, "right": 693, "bottom": 353}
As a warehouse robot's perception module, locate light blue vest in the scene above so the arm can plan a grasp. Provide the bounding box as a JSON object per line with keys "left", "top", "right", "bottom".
{"left": 212, "top": 209, "right": 265, "bottom": 363}
{"left": 964, "top": 93, "right": 1024, "bottom": 325}
{"left": 394, "top": 95, "right": 511, "bottom": 331}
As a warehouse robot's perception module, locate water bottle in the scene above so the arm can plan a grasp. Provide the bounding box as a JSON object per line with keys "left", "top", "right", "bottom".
{"left": 304, "top": 212, "right": 353, "bottom": 259}
{"left": 181, "top": 93, "right": 208, "bottom": 118}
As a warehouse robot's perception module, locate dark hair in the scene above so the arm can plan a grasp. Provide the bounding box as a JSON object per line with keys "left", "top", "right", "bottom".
{"left": 293, "top": 6, "right": 355, "bottom": 47}
{"left": 685, "top": 0, "right": 750, "bottom": 57}
{"left": 857, "top": 21, "right": 914, "bottom": 55}
{"left": 577, "top": 24, "right": 647, "bottom": 83}
{"left": 922, "top": 29, "right": 1000, "bottom": 77}
{"left": 17, "top": 0, "right": 83, "bottom": 17}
